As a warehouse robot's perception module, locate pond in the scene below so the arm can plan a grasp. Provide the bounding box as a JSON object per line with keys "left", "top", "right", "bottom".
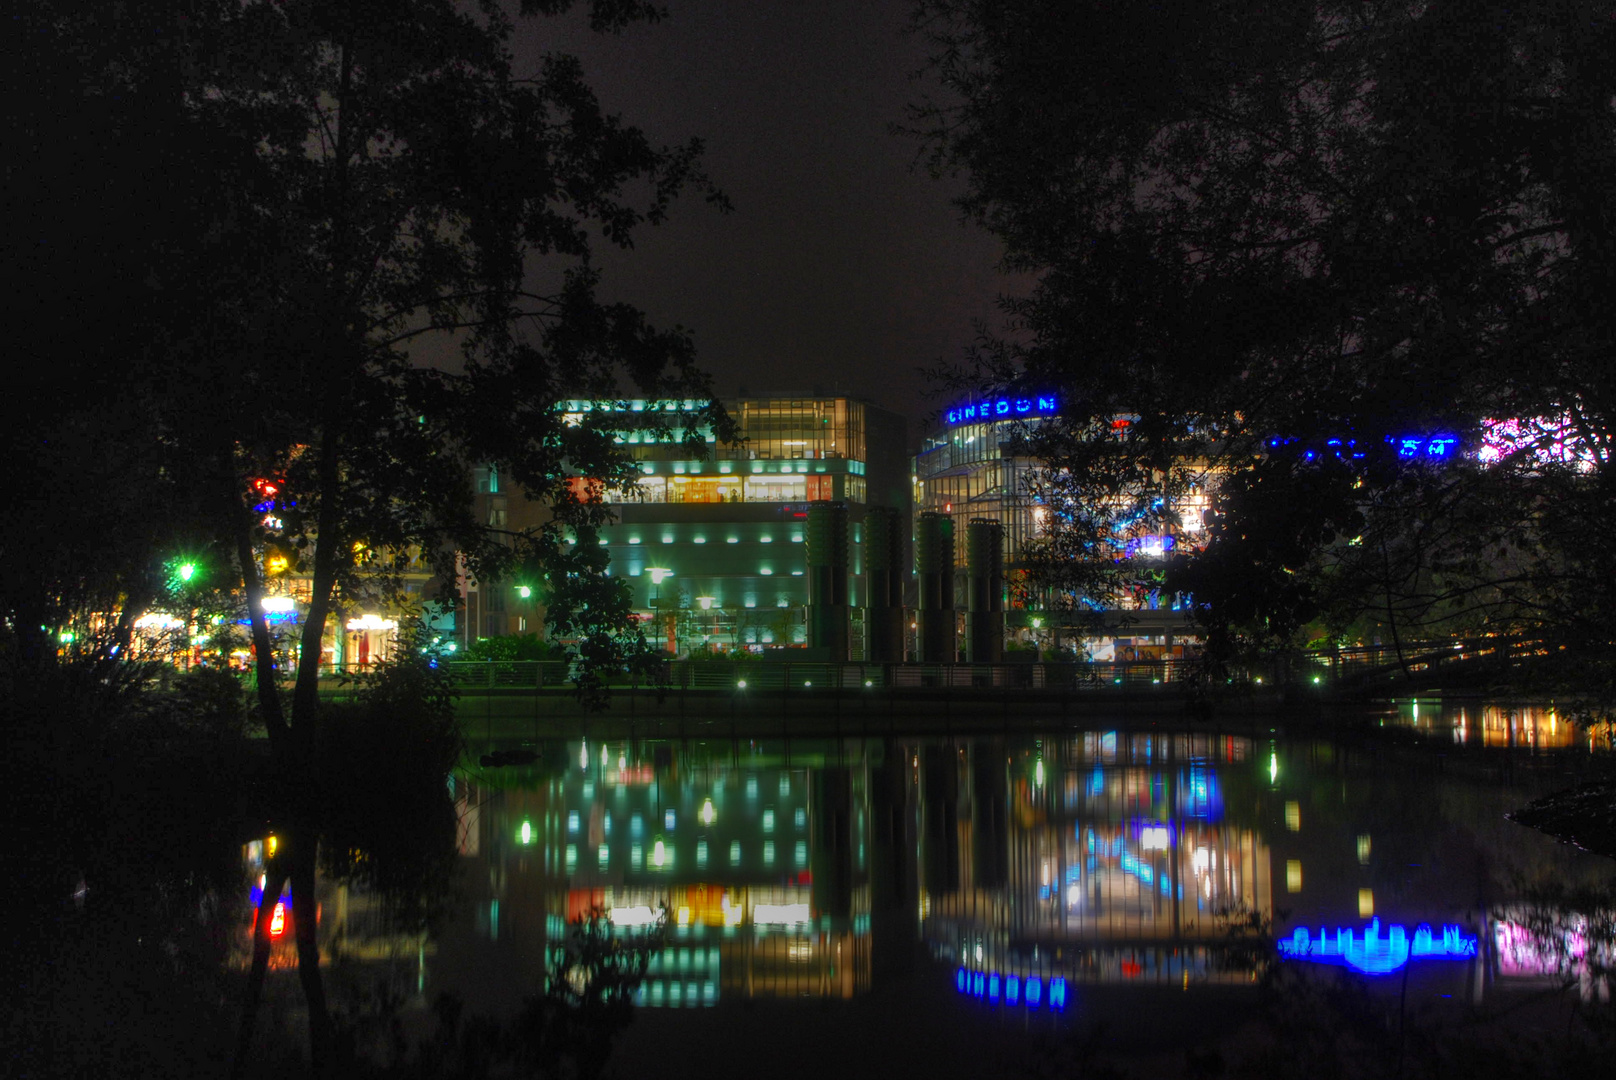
{"left": 228, "top": 703, "right": 1616, "bottom": 1078}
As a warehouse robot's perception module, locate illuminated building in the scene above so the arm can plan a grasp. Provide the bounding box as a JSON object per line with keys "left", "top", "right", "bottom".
{"left": 465, "top": 463, "right": 556, "bottom": 643}
{"left": 468, "top": 396, "right": 909, "bottom": 657}
{"left": 595, "top": 396, "right": 907, "bottom": 657}
{"left": 913, "top": 397, "right": 1209, "bottom": 661}
{"left": 917, "top": 399, "right": 1484, "bottom": 663}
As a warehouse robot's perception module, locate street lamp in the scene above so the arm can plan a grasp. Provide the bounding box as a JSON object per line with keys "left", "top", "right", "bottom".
{"left": 646, "top": 569, "right": 673, "bottom": 652}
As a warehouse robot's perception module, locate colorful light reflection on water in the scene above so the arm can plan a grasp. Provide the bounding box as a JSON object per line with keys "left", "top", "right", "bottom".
{"left": 1278, "top": 919, "right": 1478, "bottom": 975}
{"left": 956, "top": 967, "right": 1068, "bottom": 1010}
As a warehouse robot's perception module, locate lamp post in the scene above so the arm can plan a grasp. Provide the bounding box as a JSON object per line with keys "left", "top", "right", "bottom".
{"left": 646, "top": 568, "right": 673, "bottom": 653}
{"left": 516, "top": 583, "right": 532, "bottom": 634}
{"left": 696, "top": 597, "right": 716, "bottom": 656}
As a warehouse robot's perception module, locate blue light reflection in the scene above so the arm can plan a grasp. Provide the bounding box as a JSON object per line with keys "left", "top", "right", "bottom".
{"left": 956, "top": 968, "right": 1066, "bottom": 1011}
{"left": 1277, "top": 919, "right": 1477, "bottom": 975}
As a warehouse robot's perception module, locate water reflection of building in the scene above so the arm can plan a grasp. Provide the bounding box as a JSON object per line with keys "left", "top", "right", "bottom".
{"left": 439, "top": 730, "right": 1577, "bottom": 1015}
{"left": 920, "top": 734, "right": 1271, "bottom": 988}
{"left": 1392, "top": 699, "right": 1580, "bottom": 749}
{"left": 459, "top": 741, "right": 924, "bottom": 1007}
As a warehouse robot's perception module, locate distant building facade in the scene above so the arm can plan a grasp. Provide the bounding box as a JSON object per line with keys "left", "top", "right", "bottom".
{"left": 598, "top": 395, "right": 908, "bottom": 656}
{"left": 466, "top": 395, "right": 910, "bottom": 658}
{"left": 913, "top": 396, "right": 1209, "bottom": 661}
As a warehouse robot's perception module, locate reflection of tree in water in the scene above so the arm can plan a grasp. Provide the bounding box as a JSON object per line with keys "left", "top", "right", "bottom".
{"left": 228, "top": 646, "right": 666, "bottom": 1078}
{"left": 231, "top": 638, "right": 462, "bottom": 1075}
{"left": 6, "top": 645, "right": 660, "bottom": 1078}
{"left": 326, "top": 909, "right": 664, "bottom": 1080}
{"left": 8, "top": 661, "right": 265, "bottom": 1076}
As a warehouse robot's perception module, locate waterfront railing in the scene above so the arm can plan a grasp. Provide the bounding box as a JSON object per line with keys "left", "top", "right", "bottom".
{"left": 303, "top": 658, "right": 1201, "bottom": 691}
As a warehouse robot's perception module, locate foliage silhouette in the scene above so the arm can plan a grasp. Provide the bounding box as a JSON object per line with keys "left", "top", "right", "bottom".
{"left": 910, "top": 0, "right": 1616, "bottom": 689}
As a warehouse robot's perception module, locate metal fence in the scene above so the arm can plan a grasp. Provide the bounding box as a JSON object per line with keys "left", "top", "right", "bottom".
{"left": 217, "top": 637, "right": 1538, "bottom": 695}
{"left": 420, "top": 658, "right": 1200, "bottom": 692}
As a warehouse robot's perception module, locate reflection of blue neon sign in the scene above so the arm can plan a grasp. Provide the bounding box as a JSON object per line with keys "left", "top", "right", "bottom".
{"left": 946, "top": 395, "right": 1059, "bottom": 426}
{"left": 956, "top": 968, "right": 1068, "bottom": 1010}
{"left": 1278, "top": 920, "right": 1477, "bottom": 975}
{"left": 1178, "top": 766, "right": 1223, "bottom": 820}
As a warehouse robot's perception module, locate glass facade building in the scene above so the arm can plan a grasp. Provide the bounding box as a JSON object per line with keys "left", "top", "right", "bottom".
{"left": 568, "top": 396, "right": 908, "bottom": 655}
{"left": 913, "top": 416, "right": 1047, "bottom": 575}
{"left": 912, "top": 404, "right": 1212, "bottom": 658}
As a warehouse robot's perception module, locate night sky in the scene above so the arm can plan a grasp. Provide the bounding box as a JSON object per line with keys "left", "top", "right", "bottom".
{"left": 512, "top": 0, "right": 1019, "bottom": 432}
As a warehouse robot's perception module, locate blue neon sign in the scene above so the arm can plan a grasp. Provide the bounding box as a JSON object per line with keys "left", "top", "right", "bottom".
{"left": 1400, "top": 434, "right": 1459, "bottom": 459}
{"left": 946, "top": 395, "right": 1059, "bottom": 427}
{"left": 1267, "top": 434, "right": 1461, "bottom": 463}
{"left": 1277, "top": 920, "right": 1477, "bottom": 975}
{"left": 956, "top": 967, "right": 1068, "bottom": 1010}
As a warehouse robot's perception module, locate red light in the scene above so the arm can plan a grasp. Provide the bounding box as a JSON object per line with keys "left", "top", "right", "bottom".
{"left": 269, "top": 902, "right": 286, "bottom": 937}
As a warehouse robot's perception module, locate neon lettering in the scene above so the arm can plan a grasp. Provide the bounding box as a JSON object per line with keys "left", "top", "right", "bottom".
{"left": 1277, "top": 920, "right": 1477, "bottom": 975}
{"left": 1426, "top": 435, "right": 1458, "bottom": 458}
{"left": 945, "top": 395, "right": 1060, "bottom": 426}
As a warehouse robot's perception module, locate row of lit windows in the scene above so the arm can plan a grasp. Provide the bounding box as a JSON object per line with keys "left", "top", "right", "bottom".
{"left": 604, "top": 527, "right": 805, "bottom": 545}
{"left": 562, "top": 839, "right": 810, "bottom": 871}
{"left": 629, "top": 459, "right": 866, "bottom": 476}
{"left": 567, "top": 770, "right": 799, "bottom": 799}
{"left": 555, "top": 398, "right": 871, "bottom": 465}
{"left": 565, "top": 807, "right": 808, "bottom": 834}
{"left": 646, "top": 946, "right": 720, "bottom": 974}
{"left": 618, "top": 565, "right": 806, "bottom": 580}
{"left": 616, "top": 475, "right": 841, "bottom": 504}
{"left": 916, "top": 419, "right": 1045, "bottom": 478}
{"left": 598, "top": 526, "right": 862, "bottom": 546}
{"left": 634, "top": 980, "right": 717, "bottom": 1007}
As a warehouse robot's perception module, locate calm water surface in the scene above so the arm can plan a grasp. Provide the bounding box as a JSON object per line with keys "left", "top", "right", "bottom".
{"left": 256, "top": 706, "right": 1616, "bottom": 1077}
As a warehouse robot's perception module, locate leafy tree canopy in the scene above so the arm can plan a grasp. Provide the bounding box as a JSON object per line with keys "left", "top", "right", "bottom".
{"left": 10, "top": 3, "right": 730, "bottom": 1069}
{"left": 9, "top": 0, "right": 734, "bottom": 722}
{"left": 912, "top": 0, "right": 1616, "bottom": 679}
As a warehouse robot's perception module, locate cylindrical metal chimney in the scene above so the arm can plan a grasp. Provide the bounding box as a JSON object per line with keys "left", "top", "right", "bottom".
{"left": 863, "top": 505, "right": 905, "bottom": 662}
{"left": 966, "top": 518, "right": 1004, "bottom": 663}
{"left": 807, "top": 500, "right": 850, "bottom": 659}
{"left": 916, "top": 511, "right": 955, "bottom": 663}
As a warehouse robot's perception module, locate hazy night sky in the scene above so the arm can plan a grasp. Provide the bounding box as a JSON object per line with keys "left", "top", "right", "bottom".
{"left": 509, "top": 0, "right": 1019, "bottom": 434}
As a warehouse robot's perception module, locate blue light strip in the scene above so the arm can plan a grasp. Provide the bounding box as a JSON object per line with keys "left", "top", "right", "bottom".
{"left": 1277, "top": 919, "right": 1477, "bottom": 975}
{"left": 956, "top": 967, "right": 1068, "bottom": 1010}
{"left": 1267, "top": 434, "right": 1461, "bottom": 462}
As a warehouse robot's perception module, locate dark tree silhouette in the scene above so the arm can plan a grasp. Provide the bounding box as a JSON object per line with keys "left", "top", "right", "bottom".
{"left": 910, "top": 0, "right": 1616, "bottom": 680}
{"left": 13, "top": 1, "right": 730, "bottom": 1073}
